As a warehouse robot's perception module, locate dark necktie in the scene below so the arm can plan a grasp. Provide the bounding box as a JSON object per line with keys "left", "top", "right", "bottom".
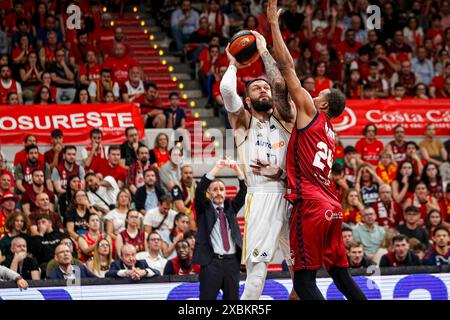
{"left": 217, "top": 206, "right": 230, "bottom": 251}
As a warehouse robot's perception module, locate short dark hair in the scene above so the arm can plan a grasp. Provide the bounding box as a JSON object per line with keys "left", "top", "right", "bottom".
{"left": 169, "top": 92, "right": 179, "bottom": 99}
{"left": 63, "top": 145, "right": 76, "bottom": 153}
{"left": 90, "top": 128, "right": 103, "bottom": 138}
{"left": 145, "top": 81, "right": 157, "bottom": 91}
{"left": 50, "top": 129, "right": 63, "bottom": 138}
{"left": 404, "top": 205, "right": 419, "bottom": 214}
{"left": 137, "top": 145, "right": 149, "bottom": 153}
{"left": 159, "top": 195, "right": 172, "bottom": 205}
{"left": 327, "top": 89, "right": 346, "bottom": 118}
{"left": 363, "top": 123, "right": 378, "bottom": 135}
{"left": 331, "top": 163, "right": 343, "bottom": 175}
{"left": 25, "top": 144, "right": 38, "bottom": 153}
{"left": 392, "top": 234, "right": 408, "bottom": 244}
{"left": 342, "top": 226, "right": 353, "bottom": 233}
{"left": 184, "top": 230, "right": 197, "bottom": 240}
{"left": 125, "top": 126, "right": 138, "bottom": 137}
{"left": 100, "top": 68, "right": 112, "bottom": 75}
{"left": 434, "top": 226, "right": 450, "bottom": 235}
{"left": 36, "top": 214, "right": 51, "bottom": 223}
{"left": 108, "top": 145, "right": 121, "bottom": 153}
{"left": 85, "top": 172, "right": 97, "bottom": 180}
{"left": 344, "top": 146, "right": 356, "bottom": 155}
{"left": 32, "top": 168, "right": 44, "bottom": 176}
{"left": 405, "top": 141, "right": 419, "bottom": 150}
{"left": 369, "top": 61, "right": 379, "bottom": 68}
{"left": 394, "top": 82, "right": 405, "bottom": 89}
{"left": 245, "top": 78, "right": 271, "bottom": 97}
{"left": 143, "top": 168, "right": 157, "bottom": 177}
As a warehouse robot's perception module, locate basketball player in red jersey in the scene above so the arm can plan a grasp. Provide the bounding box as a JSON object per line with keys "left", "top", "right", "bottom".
{"left": 268, "top": 0, "right": 366, "bottom": 300}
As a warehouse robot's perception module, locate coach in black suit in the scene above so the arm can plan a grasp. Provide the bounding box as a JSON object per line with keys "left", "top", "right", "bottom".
{"left": 192, "top": 159, "right": 247, "bottom": 300}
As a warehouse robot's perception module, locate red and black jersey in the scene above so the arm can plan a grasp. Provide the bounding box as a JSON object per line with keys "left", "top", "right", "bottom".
{"left": 20, "top": 160, "right": 45, "bottom": 188}
{"left": 285, "top": 111, "right": 340, "bottom": 206}
{"left": 120, "top": 229, "right": 145, "bottom": 253}
{"left": 56, "top": 162, "right": 80, "bottom": 191}
{"left": 373, "top": 200, "right": 403, "bottom": 228}
{"left": 388, "top": 140, "right": 406, "bottom": 163}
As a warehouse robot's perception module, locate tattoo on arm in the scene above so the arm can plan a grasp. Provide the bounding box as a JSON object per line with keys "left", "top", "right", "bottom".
{"left": 260, "top": 50, "right": 294, "bottom": 122}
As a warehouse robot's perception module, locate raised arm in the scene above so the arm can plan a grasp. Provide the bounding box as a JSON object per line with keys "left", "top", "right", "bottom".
{"left": 251, "top": 30, "right": 295, "bottom": 124}
{"left": 267, "top": 0, "right": 317, "bottom": 126}
{"left": 220, "top": 47, "right": 250, "bottom": 131}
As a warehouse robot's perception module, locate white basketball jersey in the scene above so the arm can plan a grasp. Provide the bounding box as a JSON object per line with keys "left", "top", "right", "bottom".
{"left": 237, "top": 114, "right": 290, "bottom": 190}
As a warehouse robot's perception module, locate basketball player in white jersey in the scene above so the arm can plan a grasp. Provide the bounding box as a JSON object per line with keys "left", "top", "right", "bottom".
{"left": 220, "top": 31, "right": 297, "bottom": 300}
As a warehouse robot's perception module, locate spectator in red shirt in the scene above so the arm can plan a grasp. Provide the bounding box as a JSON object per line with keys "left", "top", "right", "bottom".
{"left": 164, "top": 239, "right": 200, "bottom": 275}
{"left": 33, "top": 85, "right": 54, "bottom": 104}
{"left": 12, "top": 34, "right": 33, "bottom": 67}
{"left": 345, "top": 69, "right": 364, "bottom": 99}
{"left": 392, "top": 160, "right": 417, "bottom": 204}
{"left": 301, "top": 76, "right": 316, "bottom": 96}
{"left": 103, "top": 42, "right": 140, "bottom": 85}
{"left": 336, "top": 28, "right": 362, "bottom": 64}
{"left": 100, "top": 27, "right": 132, "bottom": 60}
{"left": 385, "top": 124, "right": 407, "bottom": 164}
{"left": 149, "top": 133, "right": 170, "bottom": 169}
{"left": 364, "top": 61, "right": 389, "bottom": 99}
{"left": 309, "top": 26, "right": 329, "bottom": 62}
{"left": 136, "top": 82, "right": 166, "bottom": 129}
{"left": 79, "top": 50, "right": 102, "bottom": 88}
{"left": 13, "top": 135, "right": 44, "bottom": 167}
{"left": 38, "top": 30, "right": 61, "bottom": 71}
{"left": 81, "top": 128, "right": 107, "bottom": 171}
{"left": 376, "top": 152, "right": 397, "bottom": 185}
{"left": 127, "top": 145, "right": 155, "bottom": 195}
{"left": 391, "top": 83, "right": 407, "bottom": 100}
{"left": 15, "top": 144, "right": 52, "bottom": 193}
{"left": 426, "top": 14, "right": 445, "bottom": 47}
{"left": 19, "top": 51, "right": 42, "bottom": 103}
{"left": 28, "top": 193, "right": 64, "bottom": 236}
{"left": 355, "top": 124, "right": 384, "bottom": 166}
{"left": 0, "top": 65, "right": 22, "bottom": 104}
{"left": 0, "top": 192, "right": 18, "bottom": 237}
{"left": 387, "top": 30, "right": 413, "bottom": 63}
{"left": 95, "top": 13, "right": 114, "bottom": 51}
{"left": 44, "top": 129, "right": 64, "bottom": 171}
{"left": 88, "top": 68, "right": 120, "bottom": 102}
{"left": 21, "top": 169, "right": 56, "bottom": 216}
{"left": 90, "top": 145, "right": 127, "bottom": 188}
{"left": 404, "top": 182, "right": 441, "bottom": 223}
{"left": 11, "top": 18, "right": 34, "bottom": 49}
{"left": 69, "top": 30, "right": 96, "bottom": 70}
{"left": 312, "top": 61, "right": 332, "bottom": 97}
{"left": 35, "top": 71, "right": 57, "bottom": 102}
{"left": 391, "top": 61, "right": 421, "bottom": 97}
{"left": 430, "top": 62, "right": 450, "bottom": 98}
{"left": 404, "top": 141, "right": 424, "bottom": 177}
{"left": 199, "top": 44, "right": 221, "bottom": 99}
{"left": 3, "top": 1, "right": 29, "bottom": 37}
{"left": 373, "top": 184, "right": 403, "bottom": 229}
{"left": 0, "top": 173, "right": 13, "bottom": 199}
{"left": 342, "top": 188, "right": 365, "bottom": 226}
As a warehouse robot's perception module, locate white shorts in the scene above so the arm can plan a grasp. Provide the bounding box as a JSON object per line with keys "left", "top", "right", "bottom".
{"left": 241, "top": 188, "right": 292, "bottom": 265}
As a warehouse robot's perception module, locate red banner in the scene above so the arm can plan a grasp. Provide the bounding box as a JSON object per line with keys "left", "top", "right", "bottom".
{"left": 0, "top": 103, "right": 145, "bottom": 145}
{"left": 332, "top": 99, "right": 450, "bottom": 137}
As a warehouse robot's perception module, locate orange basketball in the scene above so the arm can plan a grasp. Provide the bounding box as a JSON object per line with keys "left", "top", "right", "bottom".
{"left": 228, "top": 30, "right": 260, "bottom": 65}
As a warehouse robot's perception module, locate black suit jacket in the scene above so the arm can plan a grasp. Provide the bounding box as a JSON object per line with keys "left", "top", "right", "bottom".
{"left": 105, "top": 259, "right": 161, "bottom": 278}
{"left": 192, "top": 174, "right": 247, "bottom": 266}
{"left": 135, "top": 185, "right": 165, "bottom": 212}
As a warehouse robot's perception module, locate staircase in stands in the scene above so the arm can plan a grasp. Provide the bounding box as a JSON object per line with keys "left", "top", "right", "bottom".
{"left": 112, "top": 12, "right": 222, "bottom": 161}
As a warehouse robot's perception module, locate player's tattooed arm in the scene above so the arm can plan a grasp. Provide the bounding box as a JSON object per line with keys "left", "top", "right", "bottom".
{"left": 252, "top": 31, "right": 295, "bottom": 123}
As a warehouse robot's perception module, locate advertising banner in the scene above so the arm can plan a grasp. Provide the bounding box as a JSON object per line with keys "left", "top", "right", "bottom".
{"left": 0, "top": 274, "right": 448, "bottom": 300}
{"left": 0, "top": 103, "right": 145, "bottom": 145}
{"left": 333, "top": 99, "right": 450, "bottom": 137}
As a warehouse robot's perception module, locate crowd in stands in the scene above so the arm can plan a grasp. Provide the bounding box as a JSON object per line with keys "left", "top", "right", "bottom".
{"left": 0, "top": 0, "right": 188, "bottom": 131}
{"left": 0, "top": 0, "right": 450, "bottom": 289}
{"left": 165, "top": 0, "right": 450, "bottom": 119}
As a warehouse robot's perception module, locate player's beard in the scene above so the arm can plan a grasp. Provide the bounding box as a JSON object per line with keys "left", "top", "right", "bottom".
{"left": 250, "top": 98, "right": 273, "bottom": 112}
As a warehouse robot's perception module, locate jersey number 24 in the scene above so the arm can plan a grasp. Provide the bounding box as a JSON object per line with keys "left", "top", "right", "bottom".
{"left": 313, "top": 141, "right": 333, "bottom": 176}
